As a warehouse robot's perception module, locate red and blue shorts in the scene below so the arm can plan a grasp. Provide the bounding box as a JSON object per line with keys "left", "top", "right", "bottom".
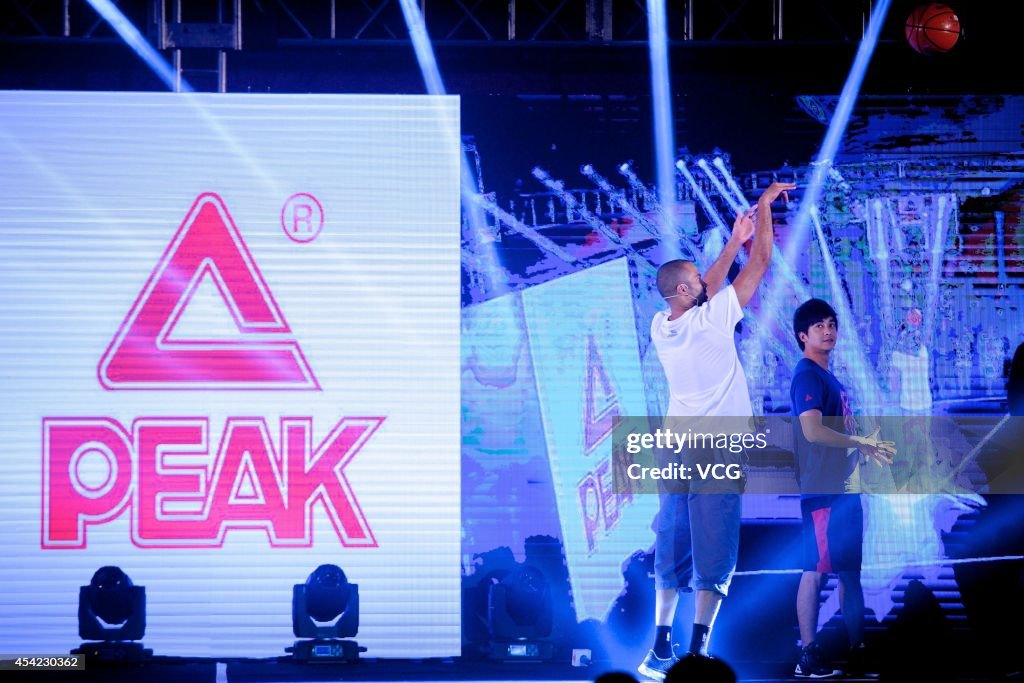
{"left": 800, "top": 494, "right": 863, "bottom": 574}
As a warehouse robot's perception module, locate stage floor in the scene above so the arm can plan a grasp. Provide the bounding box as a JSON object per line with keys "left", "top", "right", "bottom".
{"left": 18, "top": 657, "right": 1021, "bottom": 683}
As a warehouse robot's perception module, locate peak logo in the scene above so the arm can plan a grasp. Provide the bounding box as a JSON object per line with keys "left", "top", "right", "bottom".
{"left": 44, "top": 193, "right": 384, "bottom": 549}
{"left": 43, "top": 417, "right": 381, "bottom": 549}
{"left": 99, "top": 192, "right": 318, "bottom": 390}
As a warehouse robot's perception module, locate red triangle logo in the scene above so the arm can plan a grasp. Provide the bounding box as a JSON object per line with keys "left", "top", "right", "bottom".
{"left": 584, "top": 334, "right": 620, "bottom": 453}
{"left": 805, "top": 394, "right": 813, "bottom": 402}
{"left": 98, "top": 193, "right": 319, "bottom": 390}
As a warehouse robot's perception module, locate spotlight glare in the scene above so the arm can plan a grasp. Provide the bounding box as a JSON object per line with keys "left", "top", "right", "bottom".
{"left": 533, "top": 166, "right": 628, "bottom": 250}
{"left": 397, "top": 0, "right": 506, "bottom": 295}
{"left": 86, "top": 0, "right": 191, "bottom": 92}
{"left": 584, "top": 157, "right": 666, "bottom": 244}
{"left": 782, "top": 0, "right": 893, "bottom": 267}
{"left": 647, "top": 0, "right": 678, "bottom": 242}
{"left": 754, "top": 0, "right": 892, "bottom": 380}
{"left": 697, "top": 159, "right": 743, "bottom": 215}
{"left": 810, "top": 209, "right": 881, "bottom": 412}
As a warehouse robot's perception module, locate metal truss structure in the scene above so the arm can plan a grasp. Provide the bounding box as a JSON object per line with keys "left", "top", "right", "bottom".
{"left": 1, "top": 0, "right": 877, "bottom": 45}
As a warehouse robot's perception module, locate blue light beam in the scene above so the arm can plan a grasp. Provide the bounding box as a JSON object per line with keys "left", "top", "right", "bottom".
{"left": 752, "top": 0, "right": 891, "bottom": 363}
{"left": 582, "top": 164, "right": 660, "bottom": 238}
{"left": 674, "top": 161, "right": 729, "bottom": 269}
{"left": 697, "top": 158, "right": 743, "bottom": 215}
{"left": 810, "top": 207, "right": 883, "bottom": 413}
{"left": 473, "top": 194, "right": 578, "bottom": 263}
{"left": 712, "top": 156, "right": 751, "bottom": 210}
{"left": 86, "top": 0, "right": 192, "bottom": 92}
{"left": 782, "top": 0, "right": 892, "bottom": 266}
{"left": 647, "top": 0, "right": 679, "bottom": 245}
{"left": 533, "top": 166, "right": 631, "bottom": 252}
{"left": 618, "top": 163, "right": 658, "bottom": 213}
{"left": 397, "top": 0, "right": 506, "bottom": 292}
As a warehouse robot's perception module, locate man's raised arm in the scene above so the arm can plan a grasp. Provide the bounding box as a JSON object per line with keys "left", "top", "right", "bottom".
{"left": 732, "top": 182, "right": 795, "bottom": 307}
{"left": 703, "top": 207, "right": 754, "bottom": 298}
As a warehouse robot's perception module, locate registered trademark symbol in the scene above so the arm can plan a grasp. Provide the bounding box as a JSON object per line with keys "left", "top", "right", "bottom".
{"left": 281, "top": 193, "right": 324, "bottom": 243}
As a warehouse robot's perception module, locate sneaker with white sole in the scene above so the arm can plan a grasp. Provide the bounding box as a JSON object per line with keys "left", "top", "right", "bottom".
{"left": 795, "top": 642, "right": 842, "bottom": 679}
{"left": 637, "top": 649, "right": 678, "bottom": 681}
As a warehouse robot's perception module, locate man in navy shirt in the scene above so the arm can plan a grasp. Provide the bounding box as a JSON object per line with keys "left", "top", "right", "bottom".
{"left": 790, "top": 299, "right": 895, "bottom": 678}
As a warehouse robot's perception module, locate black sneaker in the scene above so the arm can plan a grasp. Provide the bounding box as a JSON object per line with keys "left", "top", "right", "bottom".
{"left": 844, "top": 644, "right": 880, "bottom": 679}
{"left": 795, "top": 642, "right": 842, "bottom": 679}
{"left": 638, "top": 649, "right": 678, "bottom": 681}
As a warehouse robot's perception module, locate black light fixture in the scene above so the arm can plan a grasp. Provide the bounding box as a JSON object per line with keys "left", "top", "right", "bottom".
{"left": 73, "top": 566, "right": 151, "bottom": 661}
{"left": 287, "top": 564, "right": 364, "bottom": 662}
{"left": 487, "top": 565, "right": 554, "bottom": 661}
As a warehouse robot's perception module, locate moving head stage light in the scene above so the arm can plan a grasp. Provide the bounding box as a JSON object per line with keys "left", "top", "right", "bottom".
{"left": 488, "top": 565, "right": 554, "bottom": 661}
{"left": 288, "top": 564, "right": 364, "bottom": 663}
{"left": 73, "top": 566, "right": 151, "bottom": 662}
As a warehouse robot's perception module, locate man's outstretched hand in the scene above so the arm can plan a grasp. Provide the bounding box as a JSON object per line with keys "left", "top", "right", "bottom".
{"left": 730, "top": 207, "right": 756, "bottom": 245}
{"left": 758, "top": 181, "right": 797, "bottom": 206}
{"left": 852, "top": 426, "right": 897, "bottom": 467}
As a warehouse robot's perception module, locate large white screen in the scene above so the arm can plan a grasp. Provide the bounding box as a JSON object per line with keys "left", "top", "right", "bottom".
{"left": 0, "top": 92, "right": 461, "bottom": 657}
{"left": 522, "top": 258, "right": 659, "bottom": 620}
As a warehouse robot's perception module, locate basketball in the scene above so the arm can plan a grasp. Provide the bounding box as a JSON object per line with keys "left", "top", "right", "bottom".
{"left": 905, "top": 3, "right": 961, "bottom": 54}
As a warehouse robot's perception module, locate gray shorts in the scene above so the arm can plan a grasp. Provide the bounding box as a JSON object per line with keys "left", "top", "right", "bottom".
{"left": 652, "top": 443, "right": 744, "bottom": 596}
{"left": 653, "top": 491, "right": 742, "bottom": 596}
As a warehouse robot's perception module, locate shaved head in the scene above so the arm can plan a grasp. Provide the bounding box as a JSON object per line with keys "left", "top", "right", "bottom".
{"left": 656, "top": 260, "right": 697, "bottom": 299}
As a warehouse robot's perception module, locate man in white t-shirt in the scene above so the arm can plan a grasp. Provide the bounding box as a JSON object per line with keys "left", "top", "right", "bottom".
{"left": 890, "top": 331, "right": 932, "bottom": 414}
{"left": 890, "top": 321, "right": 939, "bottom": 491}
{"left": 638, "top": 181, "right": 794, "bottom": 680}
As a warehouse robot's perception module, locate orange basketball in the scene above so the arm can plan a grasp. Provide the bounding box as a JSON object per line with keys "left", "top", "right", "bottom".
{"left": 905, "top": 3, "right": 961, "bottom": 54}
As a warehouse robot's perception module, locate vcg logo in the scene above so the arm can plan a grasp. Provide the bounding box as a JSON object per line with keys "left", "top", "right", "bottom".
{"left": 42, "top": 193, "right": 383, "bottom": 549}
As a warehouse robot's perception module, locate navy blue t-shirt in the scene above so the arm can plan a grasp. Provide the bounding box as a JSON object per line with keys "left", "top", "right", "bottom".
{"left": 790, "top": 358, "right": 857, "bottom": 495}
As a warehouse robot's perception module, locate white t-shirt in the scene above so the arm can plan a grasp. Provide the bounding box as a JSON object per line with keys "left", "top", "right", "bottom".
{"left": 891, "top": 346, "right": 933, "bottom": 411}
{"left": 651, "top": 285, "right": 752, "bottom": 417}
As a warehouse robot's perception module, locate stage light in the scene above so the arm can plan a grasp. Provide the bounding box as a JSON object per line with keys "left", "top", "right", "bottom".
{"left": 647, "top": 0, "right": 677, "bottom": 236}
{"left": 922, "top": 193, "right": 953, "bottom": 356}
{"left": 582, "top": 163, "right": 665, "bottom": 242}
{"left": 288, "top": 564, "right": 365, "bottom": 662}
{"left": 809, "top": 206, "right": 881, "bottom": 412}
{"left": 712, "top": 156, "right": 751, "bottom": 210}
{"left": 74, "top": 566, "right": 151, "bottom": 661}
{"left": 618, "top": 163, "right": 653, "bottom": 210}
{"left": 469, "top": 193, "right": 577, "bottom": 263}
{"left": 488, "top": 565, "right": 554, "bottom": 661}
{"left": 674, "top": 160, "right": 728, "bottom": 268}
{"left": 756, "top": 0, "right": 893, "bottom": 353}
{"left": 697, "top": 158, "right": 743, "bottom": 214}
{"left": 784, "top": 0, "right": 893, "bottom": 266}
{"left": 532, "top": 166, "right": 629, "bottom": 250}
{"left": 397, "top": 0, "right": 508, "bottom": 296}
{"left": 86, "top": 0, "right": 191, "bottom": 92}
